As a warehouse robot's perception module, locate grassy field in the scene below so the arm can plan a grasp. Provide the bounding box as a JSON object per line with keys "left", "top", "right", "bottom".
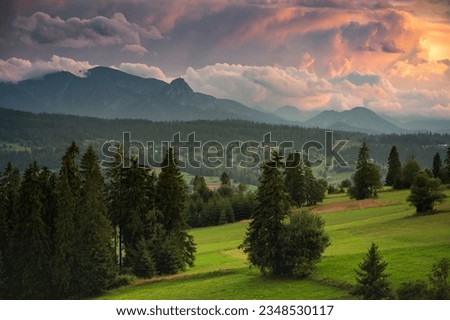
{"left": 97, "top": 188, "right": 450, "bottom": 300}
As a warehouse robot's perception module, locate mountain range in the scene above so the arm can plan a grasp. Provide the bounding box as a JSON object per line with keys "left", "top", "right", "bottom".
{"left": 1, "top": 66, "right": 448, "bottom": 134}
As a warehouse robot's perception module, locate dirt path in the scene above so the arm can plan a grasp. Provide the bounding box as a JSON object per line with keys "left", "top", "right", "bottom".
{"left": 311, "top": 199, "right": 399, "bottom": 215}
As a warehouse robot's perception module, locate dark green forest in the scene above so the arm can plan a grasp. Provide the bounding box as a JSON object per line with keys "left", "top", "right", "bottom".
{"left": 1, "top": 108, "right": 448, "bottom": 182}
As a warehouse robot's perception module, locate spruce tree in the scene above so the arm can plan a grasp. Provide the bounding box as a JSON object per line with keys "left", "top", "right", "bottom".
{"left": 39, "top": 168, "right": 58, "bottom": 246}
{"left": 0, "top": 249, "right": 5, "bottom": 299}
{"left": 75, "top": 145, "right": 116, "bottom": 295}
{"left": 0, "top": 162, "right": 20, "bottom": 298}
{"left": 241, "top": 150, "right": 290, "bottom": 276}
{"left": 155, "top": 148, "right": 195, "bottom": 274}
{"left": 352, "top": 243, "right": 391, "bottom": 300}
{"left": 220, "top": 171, "right": 231, "bottom": 186}
{"left": 121, "top": 158, "right": 157, "bottom": 278}
{"left": 52, "top": 142, "right": 80, "bottom": 297}
{"left": 14, "top": 161, "right": 52, "bottom": 299}
{"left": 106, "top": 148, "right": 126, "bottom": 271}
{"left": 385, "top": 146, "right": 401, "bottom": 187}
{"left": 192, "top": 175, "right": 213, "bottom": 202}
{"left": 284, "top": 152, "right": 306, "bottom": 207}
{"left": 443, "top": 147, "right": 450, "bottom": 184}
{"left": 432, "top": 152, "right": 442, "bottom": 179}
{"left": 350, "top": 143, "right": 381, "bottom": 200}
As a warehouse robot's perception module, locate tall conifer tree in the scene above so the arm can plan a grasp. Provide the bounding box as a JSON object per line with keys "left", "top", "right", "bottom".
{"left": 14, "top": 161, "right": 52, "bottom": 299}
{"left": 75, "top": 145, "right": 116, "bottom": 295}
{"left": 241, "top": 150, "right": 290, "bottom": 275}
{"left": 385, "top": 146, "right": 402, "bottom": 187}
{"left": 52, "top": 142, "right": 80, "bottom": 297}
{"left": 155, "top": 148, "right": 195, "bottom": 274}
{"left": 350, "top": 143, "right": 381, "bottom": 200}
{"left": 284, "top": 152, "right": 306, "bottom": 207}
{"left": 0, "top": 162, "right": 20, "bottom": 298}
{"left": 432, "top": 152, "right": 442, "bottom": 179}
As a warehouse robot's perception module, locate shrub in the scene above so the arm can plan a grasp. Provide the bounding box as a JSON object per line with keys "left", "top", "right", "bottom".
{"left": 107, "top": 274, "right": 137, "bottom": 290}
{"left": 280, "top": 210, "right": 330, "bottom": 278}
{"left": 396, "top": 280, "right": 429, "bottom": 300}
{"left": 428, "top": 258, "right": 450, "bottom": 299}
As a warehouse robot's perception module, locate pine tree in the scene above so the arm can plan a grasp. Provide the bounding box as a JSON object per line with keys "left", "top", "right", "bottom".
{"left": 0, "top": 162, "right": 20, "bottom": 298}
{"left": 120, "top": 158, "right": 158, "bottom": 278}
{"left": 443, "top": 147, "right": 450, "bottom": 184}
{"left": 385, "top": 146, "right": 402, "bottom": 187}
{"left": 432, "top": 152, "right": 443, "bottom": 179}
{"left": 0, "top": 249, "right": 5, "bottom": 299}
{"left": 52, "top": 142, "right": 80, "bottom": 297}
{"left": 39, "top": 168, "right": 58, "bottom": 246}
{"left": 106, "top": 148, "right": 126, "bottom": 271}
{"left": 304, "top": 165, "right": 327, "bottom": 206}
{"left": 241, "top": 150, "right": 290, "bottom": 276}
{"left": 220, "top": 171, "right": 231, "bottom": 186}
{"left": 14, "top": 161, "right": 52, "bottom": 299}
{"left": 352, "top": 243, "right": 392, "bottom": 300}
{"left": 192, "top": 175, "right": 213, "bottom": 202}
{"left": 155, "top": 148, "right": 195, "bottom": 274}
{"left": 350, "top": 143, "right": 381, "bottom": 200}
{"left": 75, "top": 145, "right": 116, "bottom": 296}
{"left": 284, "top": 152, "right": 306, "bottom": 207}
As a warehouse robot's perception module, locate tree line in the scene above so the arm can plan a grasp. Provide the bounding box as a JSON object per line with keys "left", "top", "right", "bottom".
{"left": 346, "top": 143, "right": 448, "bottom": 215}
{"left": 187, "top": 153, "right": 329, "bottom": 229}
{"left": 0, "top": 143, "right": 194, "bottom": 299}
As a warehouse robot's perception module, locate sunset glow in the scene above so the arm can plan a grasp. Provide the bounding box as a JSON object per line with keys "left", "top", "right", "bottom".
{"left": 0, "top": 0, "right": 449, "bottom": 118}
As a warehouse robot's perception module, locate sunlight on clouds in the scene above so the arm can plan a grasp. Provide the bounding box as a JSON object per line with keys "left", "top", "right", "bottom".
{"left": 0, "top": 55, "right": 93, "bottom": 82}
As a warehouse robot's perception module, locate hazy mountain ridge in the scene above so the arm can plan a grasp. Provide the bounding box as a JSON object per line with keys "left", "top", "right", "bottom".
{"left": 304, "top": 107, "right": 407, "bottom": 134}
{"left": 1, "top": 67, "right": 448, "bottom": 134}
{"left": 0, "top": 67, "right": 286, "bottom": 124}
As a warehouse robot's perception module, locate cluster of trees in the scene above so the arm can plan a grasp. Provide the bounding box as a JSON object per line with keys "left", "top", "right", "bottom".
{"left": 0, "top": 143, "right": 195, "bottom": 299}
{"left": 284, "top": 152, "right": 328, "bottom": 207}
{"left": 186, "top": 172, "right": 257, "bottom": 228}
{"left": 187, "top": 151, "right": 329, "bottom": 229}
{"left": 351, "top": 243, "right": 450, "bottom": 300}
{"left": 386, "top": 146, "right": 450, "bottom": 189}
{"left": 385, "top": 145, "right": 448, "bottom": 214}
{"left": 349, "top": 143, "right": 382, "bottom": 200}
{"left": 346, "top": 142, "right": 447, "bottom": 215}
{"left": 241, "top": 151, "right": 330, "bottom": 277}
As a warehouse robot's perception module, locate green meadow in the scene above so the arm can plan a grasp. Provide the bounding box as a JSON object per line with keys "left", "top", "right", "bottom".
{"left": 97, "top": 188, "right": 450, "bottom": 300}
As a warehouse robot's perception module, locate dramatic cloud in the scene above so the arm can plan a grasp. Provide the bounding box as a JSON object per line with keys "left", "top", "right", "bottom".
{"left": 0, "top": 55, "right": 93, "bottom": 82}
{"left": 120, "top": 44, "right": 149, "bottom": 55}
{"left": 0, "top": 0, "right": 449, "bottom": 118}
{"left": 114, "top": 63, "right": 170, "bottom": 82}
{"left": 14, "top": 12, "right": 162, "bottom": 50}
{"left": 183, "top": 63, "right": 449, "bottom": 118}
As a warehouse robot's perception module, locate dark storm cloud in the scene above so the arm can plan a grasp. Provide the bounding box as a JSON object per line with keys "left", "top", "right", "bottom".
{"left": 14, "top": 12, "right": 162, "bottom": 49}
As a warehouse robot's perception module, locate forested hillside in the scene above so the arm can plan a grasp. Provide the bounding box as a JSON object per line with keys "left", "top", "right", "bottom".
{"left": 1, "top": 107, "right": 448, "bottom": 179}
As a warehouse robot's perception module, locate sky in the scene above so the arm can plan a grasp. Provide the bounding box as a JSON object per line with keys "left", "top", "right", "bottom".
{"left": 0, "top": 0, "right": 450, "bottom": 119}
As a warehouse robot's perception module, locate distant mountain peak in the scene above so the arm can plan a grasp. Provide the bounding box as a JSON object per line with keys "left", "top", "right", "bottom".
{"left": 169, "top": 78, "right": 193, "bottom": 91}
{"left": 162, "top": 77, "right": 195, "bottom": 101}
{"left": 306, "top": 106, "right": 404, "bottom": 134}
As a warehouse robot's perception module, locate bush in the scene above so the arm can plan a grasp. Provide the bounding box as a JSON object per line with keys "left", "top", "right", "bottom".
{"left": 107, "top": 274, "right": 137, "bottom": 290}
{"left": 407, "top": 172, "right": 446, "bottom": 215}
{"left": 279, "top": 211, "right": 330, "bottom": 278}
{"left": 396, "top": 280, "right": 429, "bottom": 300}
{"left": 429, "top": 258, "right": 450, "bottom": 299}
{"left": 340, "top": 178, "right": 352, "bottom": 189}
